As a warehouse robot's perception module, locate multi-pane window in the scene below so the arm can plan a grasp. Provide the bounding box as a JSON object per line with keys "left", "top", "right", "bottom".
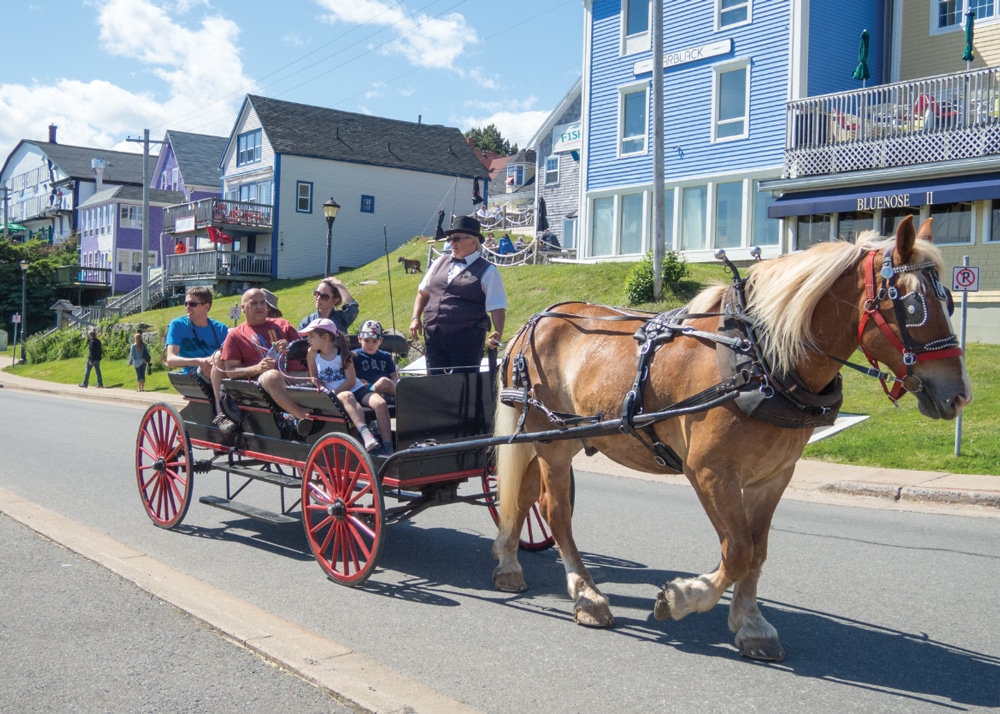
{"left": 360, "top": 195, "right": 375, "bottom": 213}
{"left": 120, "top": 205, "right": 144, "bottom": 228}
{"left": 236, "top": 129, "right": 262, "bottom": 166}
{"left": 544, "top": 156, "right": 559, "bottom": 185}
{"left": 938, "top": 0, "right": 996, "bottom": 28}
{"left": 716, "top": 63, "right": 749, "bottom": 140}
{"left": 507, "top": 164, "right": 525, "bottom": 187}
{"left": 719, "top": 0, "right": 749, "bottom": 27}
{"left": 620, "top": 86, "right": 649, "bottom": 155}
{"left": 296, "top": 181, "right": 312, "bottom": 213}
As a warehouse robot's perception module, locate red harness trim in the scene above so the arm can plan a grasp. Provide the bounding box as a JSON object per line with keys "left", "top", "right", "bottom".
{"left": 857, "top": 250, "right": 962, "bottom": 403}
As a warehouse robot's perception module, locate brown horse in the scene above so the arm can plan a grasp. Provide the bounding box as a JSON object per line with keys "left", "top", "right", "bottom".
{"left": 491, "top": 216, "right": 970, "bottom": 661}
{"left": 398, "top": 256, "right": 422, "bottom": 274}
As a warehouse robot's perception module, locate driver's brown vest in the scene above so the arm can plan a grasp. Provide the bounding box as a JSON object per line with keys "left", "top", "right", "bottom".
{"left": 423, "top": 255, "right": 491, "bottom": 336}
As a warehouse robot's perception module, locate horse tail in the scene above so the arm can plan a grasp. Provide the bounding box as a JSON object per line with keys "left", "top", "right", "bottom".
{"left": 493, "top": 399, "right": 535, "bottom": 535}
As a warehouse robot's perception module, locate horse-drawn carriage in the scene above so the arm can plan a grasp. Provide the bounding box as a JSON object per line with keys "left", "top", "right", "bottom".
{"left": 136, "top": 216, "right": 969, "bottom": 661}
{"left": 134, "top": 349, "right": 561, "bottom": 586}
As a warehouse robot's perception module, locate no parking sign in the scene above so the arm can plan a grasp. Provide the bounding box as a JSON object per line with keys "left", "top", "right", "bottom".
{"left": 229, "top": 303, "right": 241, "bottom": 325}
{"left": 952, "top": 265, "right": 980, "bottom": 292}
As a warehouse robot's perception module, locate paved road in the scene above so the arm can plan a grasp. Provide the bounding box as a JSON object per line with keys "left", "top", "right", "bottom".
{"left": 2, "top": 390, "right": 998, "bottom": 712}
{"left": 0, "top": 514, "right": 353, "bottom": 713}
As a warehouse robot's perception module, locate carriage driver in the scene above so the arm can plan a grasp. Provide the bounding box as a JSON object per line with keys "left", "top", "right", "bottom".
{"left": 219, "top": 288, "right": 315, "bottom": 437}
{"left": 409, "top": 214, "right": 506, "bottom": 374}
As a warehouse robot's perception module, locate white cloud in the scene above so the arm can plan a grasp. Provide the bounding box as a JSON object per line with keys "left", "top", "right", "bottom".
{"left": 316, "top": 0, "right": 478, "bottom": 71}
{"left": 0, "top": 0, "right": 254, "bottom": 162}
{"left": 283, "top": 34, "right": 305, "bottom": 47}
{"left": 454, "top": 109, "right": 552, "bottom": 149}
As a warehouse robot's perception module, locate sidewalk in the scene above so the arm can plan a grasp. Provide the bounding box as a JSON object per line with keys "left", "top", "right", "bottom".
{"left": 3, "top": 369, "right": 997, "bottom": 513}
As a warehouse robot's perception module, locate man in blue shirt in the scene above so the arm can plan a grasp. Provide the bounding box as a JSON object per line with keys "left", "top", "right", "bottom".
{"left": 165, "top": 286, "right": 231, "bottom": 429}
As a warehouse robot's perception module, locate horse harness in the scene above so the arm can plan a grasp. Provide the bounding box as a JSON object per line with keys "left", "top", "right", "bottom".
{"left": 499, "top": 247, "right": 961, "bottom": 473}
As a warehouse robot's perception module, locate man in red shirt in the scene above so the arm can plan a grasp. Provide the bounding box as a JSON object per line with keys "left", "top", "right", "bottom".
{"left": 220, "top": 288, "right": 314, "bottom": 436}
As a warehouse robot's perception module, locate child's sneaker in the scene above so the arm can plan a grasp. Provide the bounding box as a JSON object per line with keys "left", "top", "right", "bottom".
{"left": 381, "top": 442, "right": 395, "bottom": 456}
{"left": 362, "top": 432, "right": 380, "bottom": 452}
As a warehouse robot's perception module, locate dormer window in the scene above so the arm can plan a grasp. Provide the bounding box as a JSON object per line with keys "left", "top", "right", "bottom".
{"left": 237, "top": 129, "right": 262, "bottom": 167}
{"left": 507, "top": 164, "right": 525, "bottom": 187}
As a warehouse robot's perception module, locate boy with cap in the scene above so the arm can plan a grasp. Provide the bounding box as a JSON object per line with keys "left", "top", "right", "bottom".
{"left": 352, "top": 320, "right": 399, "bottom": 399}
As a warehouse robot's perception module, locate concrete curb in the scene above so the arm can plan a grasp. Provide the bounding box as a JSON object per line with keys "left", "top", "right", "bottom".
{"left": 820, "top": 481, "right": 1000, "bottom": 509}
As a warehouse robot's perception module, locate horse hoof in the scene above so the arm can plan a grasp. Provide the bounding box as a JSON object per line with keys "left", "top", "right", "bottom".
{"left": 574, "top": 605, "right": 614, "bottom": 628}
{"left": 739, "top": 638, "right": 785, "bottom": 662}
{"left": 653, "top": 589, "right": 672, "bottom": 621}
{"left": 493, "top": 570, "right": 528, "bottom": 593}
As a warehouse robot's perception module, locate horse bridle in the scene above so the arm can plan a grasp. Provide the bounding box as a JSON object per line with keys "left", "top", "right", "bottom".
{"left": 857, "top": 246, "right": 962, "bottom": 403}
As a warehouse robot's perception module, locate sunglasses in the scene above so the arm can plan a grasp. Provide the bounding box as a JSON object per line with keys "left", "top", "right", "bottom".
{"left": 183, "top": 301, "right": 204, "bottom": 307}
{"left": 313, "top": 291, "right": 334, "bottom": 300}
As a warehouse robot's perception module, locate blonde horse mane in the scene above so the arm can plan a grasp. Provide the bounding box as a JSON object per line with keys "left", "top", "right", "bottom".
{"left": 688, "top": 233, "right": 946, "bottom": 376}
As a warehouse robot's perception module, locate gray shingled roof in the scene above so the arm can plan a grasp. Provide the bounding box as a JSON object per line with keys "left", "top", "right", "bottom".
{"left": 248, "top": 95, "right": 487, "bottom": 179}
{"left": 79, "top": 184, "right": 185, "bottom": 208}
{"left": 165, "top": 130, "right": 226, "bottom": 188}
{"left": 26, "top": 141, "right": 145, "bottom": 185}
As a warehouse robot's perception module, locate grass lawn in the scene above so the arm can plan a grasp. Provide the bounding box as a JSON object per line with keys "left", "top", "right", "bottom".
{"left": 4, "top": 237, "right": 996, "bottom": 476}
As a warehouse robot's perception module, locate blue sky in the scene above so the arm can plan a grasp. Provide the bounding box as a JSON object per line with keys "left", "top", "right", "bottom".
{"left": 1, "top": 0, "right": 583, "bottom": 163}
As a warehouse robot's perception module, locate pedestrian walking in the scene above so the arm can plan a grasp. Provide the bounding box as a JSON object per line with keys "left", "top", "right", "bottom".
{"left": 79, "top": 330, "right": 104, "bottom": 388}
{"left": 127, "top": 332, "right": 152, "bottom": 392}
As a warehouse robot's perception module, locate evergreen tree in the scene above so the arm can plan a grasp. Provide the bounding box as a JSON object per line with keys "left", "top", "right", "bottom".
{"left": 464, "top": 124, "right": 518, "bottom": 156}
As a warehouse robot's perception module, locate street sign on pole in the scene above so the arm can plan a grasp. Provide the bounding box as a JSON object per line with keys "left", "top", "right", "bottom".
{"left": 12, "top": 313, "right": 20, "bottom": 324}
{"left": 952, "top": 265, "right": 980, "bottom": 292}
{"left": 230, "top": 303, "right": 241, "bottom": 326}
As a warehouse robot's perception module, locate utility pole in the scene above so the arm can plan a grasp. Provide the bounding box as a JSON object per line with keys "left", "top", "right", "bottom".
{"left": 651, "top": 0, "right": 665, "bottom": 301}
{"left": 126, "top": 130, "right": 163, "bottom": 312}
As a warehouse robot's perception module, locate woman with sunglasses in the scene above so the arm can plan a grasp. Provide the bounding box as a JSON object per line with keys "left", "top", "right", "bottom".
{"left": 297, "top": 276, "right": 359, "bottom": 335}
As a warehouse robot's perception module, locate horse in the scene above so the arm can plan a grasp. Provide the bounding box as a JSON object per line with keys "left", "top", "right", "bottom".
{"left": 398, "top": 256, "right": 422, "bottom": 274}
{"left": 491, "top": 216, "right": 970, "bottom": 661}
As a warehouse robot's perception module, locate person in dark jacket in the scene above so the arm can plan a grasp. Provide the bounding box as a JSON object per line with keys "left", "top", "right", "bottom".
{"left": 409, "top": 215, "right": 506, "bottom": 374}
{"left": 79, "top": 330, "right": 104, "bottom": 388}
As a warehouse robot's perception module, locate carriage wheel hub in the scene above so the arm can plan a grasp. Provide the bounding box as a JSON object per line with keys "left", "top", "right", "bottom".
{"left": 153, "top": 457, "right": 167, "bottom": 474}
{"left": 329, "top": 499, "right": 347, "bottom": 520}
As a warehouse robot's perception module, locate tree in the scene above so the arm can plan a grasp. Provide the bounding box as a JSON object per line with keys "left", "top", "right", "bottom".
{"left": 464, "top": 124, "right": 518, "bottom": 156}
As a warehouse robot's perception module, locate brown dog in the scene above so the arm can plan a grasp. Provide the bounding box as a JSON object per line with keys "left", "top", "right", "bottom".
{"left": 398, "top": 256, "right": 421, "bottom": 274}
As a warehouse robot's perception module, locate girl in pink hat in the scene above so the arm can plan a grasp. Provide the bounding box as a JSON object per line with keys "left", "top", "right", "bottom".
{"left": 300, "top": 318, "right": 389, "bottom": 454}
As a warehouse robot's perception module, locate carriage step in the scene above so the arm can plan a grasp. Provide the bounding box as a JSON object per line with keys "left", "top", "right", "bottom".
{"left": 220, "top": 465, "right": 301, "bottom": 488}
{"left": 198, "top": 496, "right": 298, "bottom": 525}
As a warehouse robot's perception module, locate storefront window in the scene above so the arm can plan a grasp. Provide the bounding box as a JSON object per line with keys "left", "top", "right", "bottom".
{"left": 751, "top": 182, "right": 779, "bottom": 246}
{"left": 714, "top": 181, "right": 743, "bottom": 249}
{"left": 681, "top": 185, "right": 707, "bottom": 251}
{"left": 592, "top": 197, "right": 614, "bottom": 256}
{"left": 930, "top": 202, "right": 972, "bottom": 244}
{"left": 796, "top": 214, "right": 831, "bottom": 250}
{"left": 620, "top": 193, "right": 645, "bottom": 254}
{"left": 837, "top": 211, "right": 874, "bottom": 242}
{"left": 990, "top": 202, "right": 1000, "bottom": 241}
{"left": 880, "top": 206, "right": 920, "bottom": 236}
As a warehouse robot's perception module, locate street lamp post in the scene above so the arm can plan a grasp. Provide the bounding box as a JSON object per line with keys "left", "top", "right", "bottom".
{"left": 19, "top": 259, "right": 28, "bottom": 364}
{"left": 323, "top": 197, "right": 340, "bottom": 277}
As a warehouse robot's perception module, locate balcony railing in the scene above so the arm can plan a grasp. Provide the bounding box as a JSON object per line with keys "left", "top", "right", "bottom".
{"left": 53, "top": 266, "right": 112, "bottom": 289}
{"left": 784, "top": 66, "right": 1000, "bottom": 178}
{"left": 164, "top": 249, "right": 272, "bottom": 284}
{"left": 163, "top": 198, "right": 273, "bottom": 233}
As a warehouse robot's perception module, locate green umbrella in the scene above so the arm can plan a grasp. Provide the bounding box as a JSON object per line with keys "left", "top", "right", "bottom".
{"left": 851, "top": 29, "right": 871, "bottom": 87}
{"left": 963, "top": 10, "right": 975, "bottom": 66}
{"left": 5, "top": 221, "right": 28, "bottom": 232}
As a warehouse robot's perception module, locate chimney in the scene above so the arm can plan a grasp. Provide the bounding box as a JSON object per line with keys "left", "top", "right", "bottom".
{"left": 48, "top": 124, "right": 58, "bottom": 143}
{"left": 418, "top": 114, "right": 422, "bottom": 124}
{"left": 467, "top": 136, "right": 475, "bottom": 149}
{"left": 91, "top": 158, "right": 106, "bottom": 191}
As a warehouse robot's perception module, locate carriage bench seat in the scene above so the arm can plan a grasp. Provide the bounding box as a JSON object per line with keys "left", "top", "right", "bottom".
{"left": 167, "top": 370, "right": 214, "bottom": 403}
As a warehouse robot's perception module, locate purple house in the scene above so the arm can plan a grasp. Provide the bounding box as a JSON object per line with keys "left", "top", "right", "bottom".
{"left": 149, "top": 130, "right": 227, "bottom": 256}
{"left": 77, "top": 185, "right": 183, "bottom": 294}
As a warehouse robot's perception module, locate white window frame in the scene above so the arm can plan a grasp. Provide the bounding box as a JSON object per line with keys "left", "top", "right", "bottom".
{"left": 621, "top": 0, "right": 651, "bottom": 55}
{"left": 544, "top": 155, "right": 559, "bottom": 185}
{"left": 296, "top": 181, "right": 313, "bottom": 213}
{"left": 713, "top": 60, "right": 750, "bottom": 142}
{"left": 619, "top": 83, "right": 650, "bottom": 157}
{"left": 931, "top": 0, "right": 998, "bottom": 35}
{"left": 717, "top": 0, "right": 751, "bottom": 30}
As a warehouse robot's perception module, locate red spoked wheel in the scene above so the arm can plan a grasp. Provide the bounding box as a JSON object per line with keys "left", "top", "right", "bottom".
{"left": 483, "top": 467, "right": 575, "bottom": 552}
{"left": 301, "top": 434, "right": 385, "bottom": 586}
{"left": 135, "top": 403, "right": 193, "bottom": 529}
